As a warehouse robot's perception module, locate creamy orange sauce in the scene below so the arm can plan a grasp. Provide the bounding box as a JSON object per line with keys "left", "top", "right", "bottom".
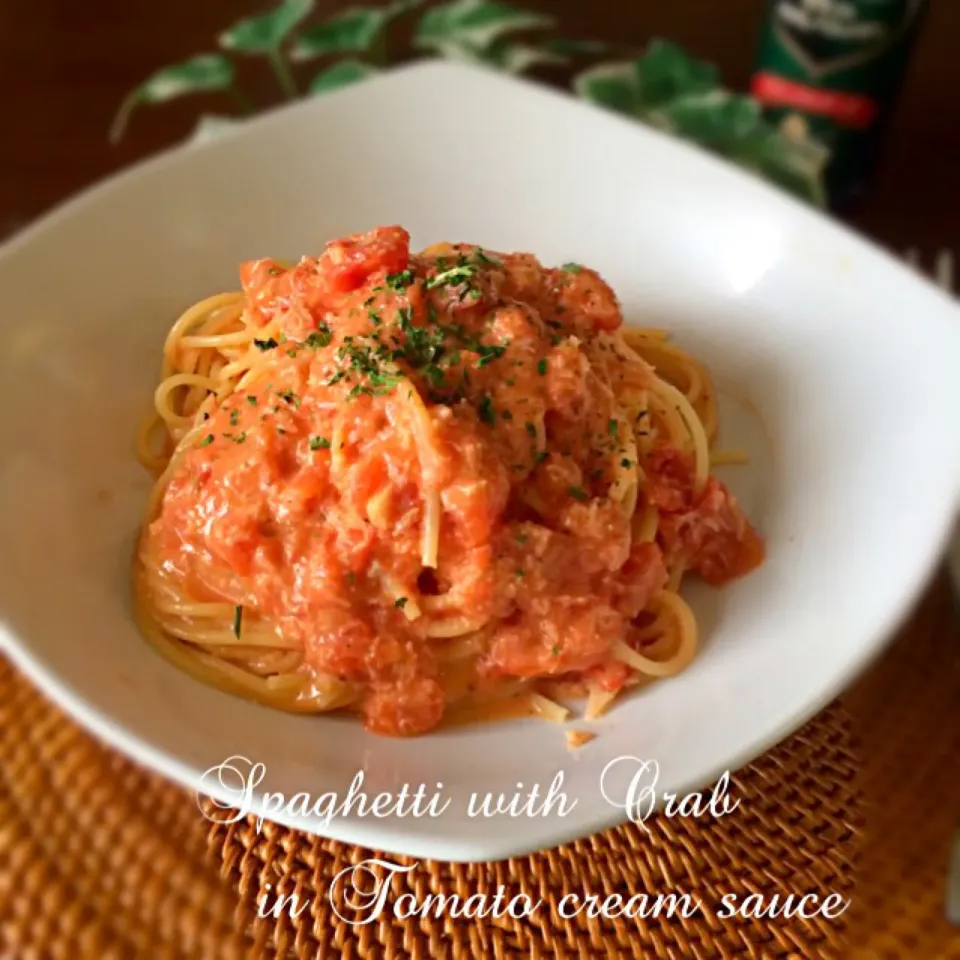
{"left": 144, "top": 226, "right": 762, "bottom": 736}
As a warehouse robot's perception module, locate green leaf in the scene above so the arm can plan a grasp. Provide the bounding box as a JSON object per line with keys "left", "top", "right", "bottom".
{"left": 415, "top": 0, "right": 554, "bottom": 55}
{"left": 647, "top": 89, "right": 828, "bottom": 206}
{"left": 543, "top": 38, "right": 625, "bottom": 57}
{"left": 646, "top": 92, "right": 763, "bottom": 154}
{"left": 487, "top": 42, "right": 565, "bottom": 74}
{"left": 575, "top": 42, "right": 720, "bottom": 118}
{"left": 573, "top": 61, "right": 642, "bottom": 115}
{"left": 292, "top": 7, "right": 388, "bottom": 59}
{"left": 774, "top": 115, "right": 832, "bottom": 170}
{"left": 290, "top": 7, "right": 387, "bottom": 60}
{"left": 110, "top": 54, "right": 235, "bottom": 143}
{"left": 387, "top": 0, "right": 425, "bottom": 14}
{"left": 572, "top": 38, "right": 829, "bottom": 208}
{"left": 430, "top": 37, "right": 565, "bottom": 74}
{"left": 190, "top": 114, "right": 239, "bottom": 144}
{"left": 633, "top": 39, "right": 719, "bottom": 112}
{"left": 309, "top": 59, "right": 379, "bottom": 94}
{"left": 290, "top": 2, "right": 422, "bottom": 63}
{"left": 739, "top": 129, "right": 828, "bottom": 207}
{"left": 219, "top": 0, "right": 314, "bottom": 53}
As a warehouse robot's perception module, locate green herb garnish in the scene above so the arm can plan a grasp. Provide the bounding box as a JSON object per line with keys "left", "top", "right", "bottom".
{"left": 403, "top": 322, "right": 444, "bottom": 367}
{"left": 310, "top": 436, "right": 331, "bottom": 450}
{"left": 386, "top": 269, "right": 414, "bottom": 291}
{"left": 426, "top": 265, "right": 476, "bottom": 289}
{"left": 475, "top": 248, "right": 502, "bottom": 266}
{"left": 478, "top": 395, "right": 495, "bottom": 425}
{"left": 476, "top": 343, "right": 507, "bottom": 368}
{"left": 423, "top": 365, "right": 445, "bottom": 387}
{"left": 337, "top": 338, "right": 403, "bottom": 396}
{"left": 304, "top": 325, "right": 332, "bottom": 349}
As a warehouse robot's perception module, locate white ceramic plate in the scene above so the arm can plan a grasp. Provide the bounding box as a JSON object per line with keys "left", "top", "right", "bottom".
{"left": 2, "top": 62, "right": 959, "bottom": 862}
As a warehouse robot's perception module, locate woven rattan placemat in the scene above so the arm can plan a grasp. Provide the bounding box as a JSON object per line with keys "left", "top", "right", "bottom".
{"left": 210, "top": 700, "right": 858, "bottom": 959}
{"left": 2, "top": 576, "right": 959, "bottom": 958}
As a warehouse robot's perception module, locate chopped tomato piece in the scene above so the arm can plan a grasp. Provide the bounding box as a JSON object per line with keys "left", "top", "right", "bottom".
{"left": 645, "top": 446, "right": 696, "bottom": 511}
{"left": 554, "top": 265, "right": 622, "bottom": 332}
{"left": 586, "top": 660, "right": 630, "bottom": 693}
{"left": 659, "top": 477, "right": 764, "bottom": 586}
{"left": 364, "top": 676, "right": 445, "bottom": 737}
{"left": 318, "top": 225, "right": 410, "bottom": 294}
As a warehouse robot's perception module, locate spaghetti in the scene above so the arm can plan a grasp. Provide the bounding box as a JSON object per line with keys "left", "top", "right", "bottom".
{"left": 133, "top": 226, "right": 764, "bottom": 737}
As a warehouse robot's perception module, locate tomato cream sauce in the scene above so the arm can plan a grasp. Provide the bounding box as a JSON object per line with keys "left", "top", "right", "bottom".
{"left": 146, "top": 226, "right": 762, "bottom": 736}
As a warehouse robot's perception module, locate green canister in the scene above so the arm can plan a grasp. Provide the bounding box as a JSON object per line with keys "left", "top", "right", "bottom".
{"left": 752, "top": 0, "right": 929, "bottom": 210}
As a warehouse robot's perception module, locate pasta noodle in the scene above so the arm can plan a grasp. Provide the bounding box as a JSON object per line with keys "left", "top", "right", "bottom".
{"left": 133, "top": 226, "right": 764, "bottom": 737}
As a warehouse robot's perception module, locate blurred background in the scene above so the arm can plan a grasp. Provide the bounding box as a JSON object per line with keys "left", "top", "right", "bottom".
{"left": 2, "top": 0, "right": 958, "bottom": 252}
